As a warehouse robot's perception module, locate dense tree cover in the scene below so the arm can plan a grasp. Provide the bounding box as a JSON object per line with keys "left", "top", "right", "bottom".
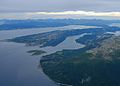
{"left": 40, "top": 47, "right": 120, "bottom": 86}
{"left": 8, "top": 26, "right": 120, "bottom": 48}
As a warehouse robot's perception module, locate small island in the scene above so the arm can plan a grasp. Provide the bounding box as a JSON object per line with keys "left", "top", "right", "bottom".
{"left": 27, "top": 50, "right": 46, "bottom": 56}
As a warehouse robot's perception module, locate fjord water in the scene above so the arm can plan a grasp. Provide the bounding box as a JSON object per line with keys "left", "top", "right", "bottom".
{"left": 0, "top": 25, "right": 89, "bottom": 86}
{"left": 0, "top": 42, "right": 57, "bottom": 86}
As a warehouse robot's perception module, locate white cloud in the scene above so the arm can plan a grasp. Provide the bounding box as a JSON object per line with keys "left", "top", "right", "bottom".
{"left": 27, "top": 11, "right": 120, "bottom": 17}
{"left": 0, "top": 11, "right": 120, "bottom": 19}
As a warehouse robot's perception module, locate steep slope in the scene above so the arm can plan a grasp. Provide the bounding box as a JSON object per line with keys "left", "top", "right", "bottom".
{"left": 40, "top": 35, "right": 120, "bottom": 86}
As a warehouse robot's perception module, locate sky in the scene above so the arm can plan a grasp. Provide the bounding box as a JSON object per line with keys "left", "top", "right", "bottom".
{"left": 0, "top": 0, "right": 120, "bottom": 19}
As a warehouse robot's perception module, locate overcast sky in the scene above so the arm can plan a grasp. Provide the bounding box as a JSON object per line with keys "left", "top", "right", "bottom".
{"left": 0, "top": 0, "right": 120, "bottom": 12}
{"left": 0, "top": 0, "right": 120, "bottom": 19}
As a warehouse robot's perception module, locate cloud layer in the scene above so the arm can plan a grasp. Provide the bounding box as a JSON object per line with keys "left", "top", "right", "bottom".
{"left": 0, "top": 11, "right": 120, "bottom": 19}
{"left": 1, "top": 0, "right": 120, "bottom": 19}
{"left": 27, "top": 11, "right": 120, "bottom": 17}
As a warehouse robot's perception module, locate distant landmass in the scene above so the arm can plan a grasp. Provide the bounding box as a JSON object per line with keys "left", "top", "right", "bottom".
{"left": 0, "top": 19, "right": 120, "bottom": 30}
{"left": 8, "top": 26, "right": 120, "bottom": 48}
